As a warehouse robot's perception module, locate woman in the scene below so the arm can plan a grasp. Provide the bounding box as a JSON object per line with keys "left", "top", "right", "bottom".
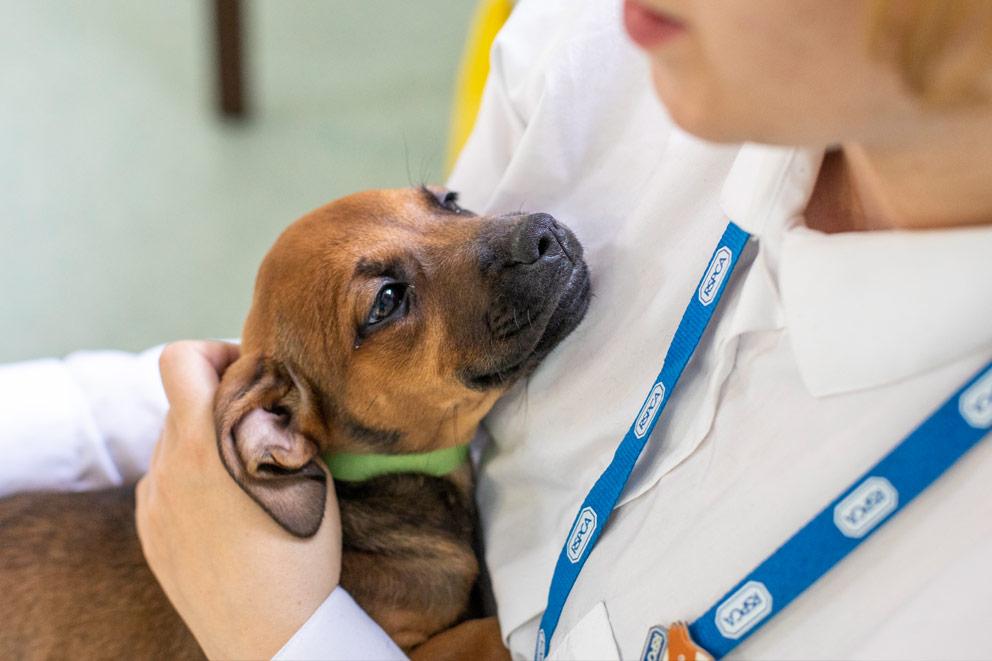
{"left": 443, "top": 2, "right": 992, "bottom": 658}
{"left": 6, "top": 0, "right": 991, "bottom": 657}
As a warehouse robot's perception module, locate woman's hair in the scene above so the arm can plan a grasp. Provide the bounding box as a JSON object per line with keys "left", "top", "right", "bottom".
{"left": 869, "top": 0, "right": 992, "bottom": 105}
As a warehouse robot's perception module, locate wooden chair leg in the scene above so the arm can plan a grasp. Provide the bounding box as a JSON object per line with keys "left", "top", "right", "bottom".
{"left": 213, "top": 0, "right": 247, "bottom": 118}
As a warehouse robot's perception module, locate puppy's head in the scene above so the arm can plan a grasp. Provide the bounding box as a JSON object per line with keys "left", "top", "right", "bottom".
{"left": 215, "top": 187, "right": 590, "bottom": 536}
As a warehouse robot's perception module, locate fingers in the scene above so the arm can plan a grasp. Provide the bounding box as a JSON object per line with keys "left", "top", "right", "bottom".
{"left": 134, "top": 476, "right": 155, "bottom": 552}
{"left": 159, "top": 340, "right": 241, "bottom": 413}
{"left": 199, "top": 340, "right": 242, "bottom": 375}
{"left": 155, "top": 340, "right": 241, "bottom": 468}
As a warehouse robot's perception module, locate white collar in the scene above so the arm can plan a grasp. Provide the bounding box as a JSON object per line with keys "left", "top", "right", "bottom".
{"left": 721, "top": 144, "right": 992, "bottom": 397}
{"left": 719, "top": 144, "right": 820, "bottom": 241}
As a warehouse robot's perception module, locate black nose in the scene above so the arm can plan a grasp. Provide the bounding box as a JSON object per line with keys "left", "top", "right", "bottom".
{"left": 509, "top": 213, "right": 561, "bottom": 265}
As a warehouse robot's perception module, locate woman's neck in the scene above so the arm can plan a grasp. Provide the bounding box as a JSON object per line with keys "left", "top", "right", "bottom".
{"left": 805, "top": 119, "right": 992, "bottom": 233}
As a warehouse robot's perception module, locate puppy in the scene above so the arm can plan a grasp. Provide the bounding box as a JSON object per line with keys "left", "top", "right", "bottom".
{"left": 0, "top": 187, "right": 590, "bottom": 658}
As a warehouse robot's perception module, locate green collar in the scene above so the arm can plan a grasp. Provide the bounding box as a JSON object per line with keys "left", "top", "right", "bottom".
{"left": 322, "top": 444, "right": 470, "bottom": 482}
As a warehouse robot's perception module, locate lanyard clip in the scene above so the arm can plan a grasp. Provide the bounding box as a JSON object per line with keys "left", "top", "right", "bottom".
{"left": 642, "top": 622, "right": 713, "bottom": 661}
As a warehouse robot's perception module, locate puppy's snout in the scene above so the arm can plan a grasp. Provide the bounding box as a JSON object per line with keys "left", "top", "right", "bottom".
{"left": 509, "top": 213, "right": 563, "bottom": 265}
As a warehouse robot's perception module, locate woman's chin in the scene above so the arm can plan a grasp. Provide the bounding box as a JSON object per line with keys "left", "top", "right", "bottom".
{"left": 653, "top": 66, "right": 806, "bottom": 145}
{"left": 649, "top": 62, "right": 741, "bottom": 144}
{"left": 648, "top": 61, "right": 837, "bottom": 147}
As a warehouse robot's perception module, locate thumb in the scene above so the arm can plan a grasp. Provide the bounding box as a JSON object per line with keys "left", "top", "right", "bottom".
{"left": 159, "top": 340, "right": 241, "bottom": 414}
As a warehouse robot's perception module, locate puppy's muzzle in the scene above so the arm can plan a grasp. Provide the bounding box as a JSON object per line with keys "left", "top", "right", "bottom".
{"left": 506, "top": 213, "right": 575, "bottom": 266}
{"left": 466, "top": 212, "right": 591, "bottom": 389}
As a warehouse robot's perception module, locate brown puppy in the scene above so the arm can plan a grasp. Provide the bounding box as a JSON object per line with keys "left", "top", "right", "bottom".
{"left": 0, "top": 187, "right": 590, "bottom": 658}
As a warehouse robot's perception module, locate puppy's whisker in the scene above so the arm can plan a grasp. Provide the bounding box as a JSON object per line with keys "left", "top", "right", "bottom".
{"left": 419, "top": 154, "right": 432, "bottom": 188}
{"left": 451, "top": 403, "right": 459, "bottom": 444}
{"left": 362, "top": 394, "right": 380, "bottom": 417}
{"left": 430, "top": 407, "right": 449, "bottom": 444}
{"left": 423, "top": 149, "right": 440, "bottom": 186}
{"left": 403, "top": 137, "right": 413, "bottom": 187}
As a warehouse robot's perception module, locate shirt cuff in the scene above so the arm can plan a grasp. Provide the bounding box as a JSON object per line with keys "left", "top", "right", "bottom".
{"left": 273, "top": 587, "right": 407, "bottom": 661}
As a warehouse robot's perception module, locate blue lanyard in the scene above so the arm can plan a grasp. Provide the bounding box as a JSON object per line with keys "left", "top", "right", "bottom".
{"left": 536, "top": 221, "right": 752, "bottom": 660}
{"left": 687, "top": 358, "right": 992, "bottom": 658}
{"left": 536, "top": 221, "right": 992, "bottom": 660}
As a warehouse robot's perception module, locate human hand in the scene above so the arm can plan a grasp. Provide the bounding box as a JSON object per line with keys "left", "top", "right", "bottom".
{"left": 136, "top": 340, "right": 342, "bottom": 660}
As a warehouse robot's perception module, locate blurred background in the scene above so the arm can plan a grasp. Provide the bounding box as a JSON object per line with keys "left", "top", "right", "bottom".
{"left": 0, "top": 0, "right": 478, "bottom": 362}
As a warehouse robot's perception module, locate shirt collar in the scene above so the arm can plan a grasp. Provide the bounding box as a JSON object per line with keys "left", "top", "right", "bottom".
{"left": 719, "top": 144, "right": 820, "bottom": 241}
{"left": 779, "top": 222, "right": 992, "bottom": 396}
{"left": 721, "top": 144, "right": 992, "bottom": 397}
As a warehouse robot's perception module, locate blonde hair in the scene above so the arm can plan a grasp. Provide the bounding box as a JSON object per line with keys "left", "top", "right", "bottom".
{"left": 869, "top": 0, "right": 992, "bottom": 105}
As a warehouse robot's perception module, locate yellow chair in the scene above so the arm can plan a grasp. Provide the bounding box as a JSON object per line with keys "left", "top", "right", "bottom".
{"left": 446, "top": 0, "right": 514, "bottom": 174}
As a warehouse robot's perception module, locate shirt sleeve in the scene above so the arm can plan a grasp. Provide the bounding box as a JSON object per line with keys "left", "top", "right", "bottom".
{"left": 273, "top": 587, "right": 407, "bottom": 661}
{"left": 0, "top": 345, "right": 167, "bottom": 497}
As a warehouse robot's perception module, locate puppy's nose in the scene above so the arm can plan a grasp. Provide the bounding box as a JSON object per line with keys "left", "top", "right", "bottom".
{"left": 509, "top": 213, "right": 562, "bottom": 265}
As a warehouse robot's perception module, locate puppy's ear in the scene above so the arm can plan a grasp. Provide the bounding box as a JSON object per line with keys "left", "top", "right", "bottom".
{"left": 214, "top": 354, "right": 327, "bottom": 537}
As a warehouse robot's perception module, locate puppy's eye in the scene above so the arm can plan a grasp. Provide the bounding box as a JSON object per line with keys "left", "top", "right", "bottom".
{"left": 440, "top": 191, "right": 462, "bottom": 213}
{"left": 367, "top": 283, "right": 409, "bottom": 326}
{"left": 424, "top": 185, "right": 464, "bottom": 213}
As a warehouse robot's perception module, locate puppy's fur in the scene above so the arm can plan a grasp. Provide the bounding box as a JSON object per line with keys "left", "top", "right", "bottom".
{"left": 0, "top": 188, "right": 590, "bottom": 658}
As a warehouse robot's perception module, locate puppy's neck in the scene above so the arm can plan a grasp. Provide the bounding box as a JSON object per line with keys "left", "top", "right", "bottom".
{"left": 323, "top": 444, "right": 470, "bottom": 482}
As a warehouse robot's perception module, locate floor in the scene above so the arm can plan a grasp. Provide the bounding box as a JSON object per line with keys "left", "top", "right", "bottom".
{"left": 0, "top": 0, "right": 476, "bottom": 362}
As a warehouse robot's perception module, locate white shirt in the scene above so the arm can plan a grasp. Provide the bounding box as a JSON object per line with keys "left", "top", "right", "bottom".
{"left": 445, "top": 1, "right": 992, "bottom": 659}
{"left": 3, "top": 1, "right": 992, "bottom": 659}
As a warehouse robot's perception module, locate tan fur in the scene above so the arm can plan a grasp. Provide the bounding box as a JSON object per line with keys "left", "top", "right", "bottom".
{"left": 0, "top": 488, "right": 202, "bottom": 660}
{"left": 238, "top": 189, "right": 507, "bottom": 456}
{"left": 411, "top": 617, "right": 509, "bottom": 661}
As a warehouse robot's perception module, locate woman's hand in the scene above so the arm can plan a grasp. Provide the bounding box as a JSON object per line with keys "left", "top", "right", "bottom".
{"left": 136, "top": 340, "right": 342, "bottom": 660}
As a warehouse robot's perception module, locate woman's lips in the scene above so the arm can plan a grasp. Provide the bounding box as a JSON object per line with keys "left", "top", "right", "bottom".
{"left": 622, "top": 0, "right": 686, "bottom": 49}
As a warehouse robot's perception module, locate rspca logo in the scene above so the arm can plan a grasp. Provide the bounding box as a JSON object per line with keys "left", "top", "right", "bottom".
{"left": 833, "top": 476, "right": 899, "bottom": 539}
{"left": 698, "top": 247, "right": 733, "bottom": 306}
{"left": 535, "top": 628, "right": 546, "bottom": 661}
{"left": 960, "top": 367, "right": 992, "bottom": 429}
{"left": 640, "top": 626, "right": 668, "bottom": 661}
{"left": 634, "top": 383, "right": 666, "bottom": 439}
{"left": 566, "top": 506, "right": 598, "bottom": 563}
{"left": 715, "top": 581, "right": 773, "bottom": 639}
